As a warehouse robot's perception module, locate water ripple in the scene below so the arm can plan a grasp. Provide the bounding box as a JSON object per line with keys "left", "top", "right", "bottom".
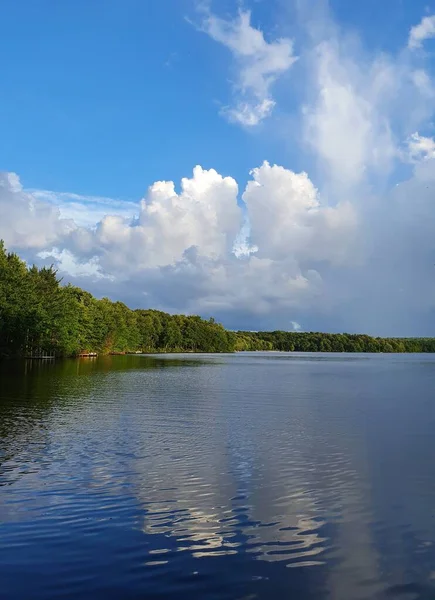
{"left": 1, "top": 354, "right": 435, "bottom": 599}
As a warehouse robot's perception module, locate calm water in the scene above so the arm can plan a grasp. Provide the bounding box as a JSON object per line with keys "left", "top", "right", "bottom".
{"left": 1, "top": 353, "right": 435, "bottom": 600}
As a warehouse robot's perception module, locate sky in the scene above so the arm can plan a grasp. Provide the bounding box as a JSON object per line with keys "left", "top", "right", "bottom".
{"left": 2, "top": 0, "right": 435, "bottom": 336}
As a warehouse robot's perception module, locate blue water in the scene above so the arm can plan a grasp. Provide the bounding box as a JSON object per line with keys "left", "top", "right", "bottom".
{"left": 1, "top": 352, "right": 435, "bottom": 599}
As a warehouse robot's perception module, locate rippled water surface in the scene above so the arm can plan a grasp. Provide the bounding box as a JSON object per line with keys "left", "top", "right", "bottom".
{"left": 1, "top": 353, "right": 435, "bottom": 599}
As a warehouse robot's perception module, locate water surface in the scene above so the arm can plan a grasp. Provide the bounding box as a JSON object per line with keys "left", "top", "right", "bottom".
{"left": 1, "top": 352, "right": 435, "bottom": 599}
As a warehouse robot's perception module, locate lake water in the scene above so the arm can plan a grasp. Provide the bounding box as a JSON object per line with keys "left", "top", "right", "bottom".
{"left": 1, "top": 353, "right": 435, "bottom": 600}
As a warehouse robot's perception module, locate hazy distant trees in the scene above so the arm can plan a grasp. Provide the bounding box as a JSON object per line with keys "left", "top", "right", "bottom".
{"left": 235, "top": 330, "right": 435, "bottom": 353}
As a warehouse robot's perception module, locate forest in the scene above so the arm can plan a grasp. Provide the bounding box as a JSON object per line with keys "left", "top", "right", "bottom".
{"left": 0, "top": 242, "right": 234, "bottom": 356}
{"left": 1, "top": 242, "right": 435, "bottom": 357}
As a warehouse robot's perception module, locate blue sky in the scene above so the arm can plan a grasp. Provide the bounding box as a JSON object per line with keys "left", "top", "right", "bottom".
{"left": 2, "top": 0, "right": 435, "bottom": 334}
{"left": 1, "top": 0, "right": 273, "bottom": 197}
{"left": 1, "top": 0, "right": 428, "bottom": 197}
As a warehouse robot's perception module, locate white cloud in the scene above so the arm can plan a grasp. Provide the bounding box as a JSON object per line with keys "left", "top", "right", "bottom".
{"left": 244, "top": 161, "right": 357, "bottom": 266}
{"left": 66, "top": 161, "right": 353, "bottom": 319}
{"left": 408, "top": 15, "right": 435, "bottom": 49}
{"left": 405, "top": 132, "right": 435, "bottom": 162}
{"left": 0, "top": 165, "right": 348, "bottom": 324}
{"left": 224, "top": 98, "right": 275, "bottom": 127}
{"left": 198, "top": 9, "right": 297, "bottom": 125}
{"left": 299, "top": 7, "right": 435, "bottom": 204}
{"left": 0, "top": 172, "right": 76, "bottom": 249}
{"left": 37, "top": 248, "right": 111, "bottom": 279}
{"left": 290, "top": 321, "right": 301, "bottom": 331}
{"left": 303, "top": 40, "right": 400, "bottom": 191}
{"left": 87, "top": 165, "right": 242, "bottom": 273}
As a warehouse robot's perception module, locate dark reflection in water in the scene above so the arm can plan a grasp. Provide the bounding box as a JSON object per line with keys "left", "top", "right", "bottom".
{"left": 1, "top": 353, "right": 435, "bottom": 599}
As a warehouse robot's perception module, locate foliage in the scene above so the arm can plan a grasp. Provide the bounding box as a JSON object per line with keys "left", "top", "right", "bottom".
{"left": 0, "top": 243, "right": 234, "bottom": 357}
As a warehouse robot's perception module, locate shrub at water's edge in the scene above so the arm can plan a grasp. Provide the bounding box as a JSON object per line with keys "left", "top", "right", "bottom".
{"left": 1, "top": 241, "right": 435, "bottom": 357}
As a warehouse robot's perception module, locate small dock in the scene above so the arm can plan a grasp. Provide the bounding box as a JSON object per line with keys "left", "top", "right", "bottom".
{"left": 77, "top": 352, "right": 98, "bottom": 358}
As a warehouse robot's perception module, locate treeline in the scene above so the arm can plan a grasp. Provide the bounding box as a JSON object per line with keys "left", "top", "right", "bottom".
{"left": 234, "top": 331, "right": 435, "bottom": 353}
{"left": 0, "top": 242, "right": 235, "bottom": 357}
{"left": 2, "top": 242, "right": 435, "bottom": 357}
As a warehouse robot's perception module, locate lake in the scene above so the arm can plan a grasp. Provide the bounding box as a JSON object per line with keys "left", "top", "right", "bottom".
{"left": 1, "top": 352, "right": 435, "bottom": 600}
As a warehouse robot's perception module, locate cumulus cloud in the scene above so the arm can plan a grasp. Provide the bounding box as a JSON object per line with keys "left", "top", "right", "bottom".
{"left": 0, "top": 164, "right": 350, "bottom": 326}
{"left": 408, "top": 15, "right": 435, "bottom": 49}
{"left": 244, "top": 161, "right": 357, "bottom": 266}
{"left": 87, "top": 165, "right": 242, "bottom": 273}
{"left": 198, "top": 9, "right": 297, "bottom": 125}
